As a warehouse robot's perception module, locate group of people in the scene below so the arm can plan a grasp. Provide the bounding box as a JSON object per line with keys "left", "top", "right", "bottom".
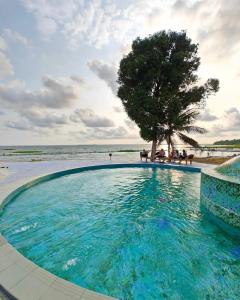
{"left": 156, "top": 149, "right": 188, "bottom": 162}
{"left": 169, "top": 149, "right": 188, "bottom": 162}
{"left": 140, "top": 148, "right": 193, "bottom": 164}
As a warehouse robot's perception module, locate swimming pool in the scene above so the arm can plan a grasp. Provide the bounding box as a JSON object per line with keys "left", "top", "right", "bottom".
{"left": 1, "top": 165, "right": 240, "bottom": 299}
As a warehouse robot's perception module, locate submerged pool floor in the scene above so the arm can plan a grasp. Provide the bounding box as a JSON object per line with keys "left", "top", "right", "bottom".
{"left": 1, "top": 167, "right": 240, "bottom": 299}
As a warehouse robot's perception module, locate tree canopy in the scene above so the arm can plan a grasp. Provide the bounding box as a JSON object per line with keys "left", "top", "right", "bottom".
{"left": 117, "top": 30, "right": 219, "bottom": 158}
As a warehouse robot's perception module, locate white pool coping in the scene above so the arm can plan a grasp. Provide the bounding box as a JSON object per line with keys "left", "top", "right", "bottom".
{"left": 0, "top": 160, "right": 205, "bottom": 300}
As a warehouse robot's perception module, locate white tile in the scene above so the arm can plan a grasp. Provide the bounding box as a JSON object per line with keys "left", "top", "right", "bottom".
{"left": 52, "top": 278, "right": 85, "bottom": 299}
{"left": 0, "top": 254, "right": 15, "bottom": 272}
{"left": 6, "top": 248, "right": 25, "bottom": 263}
{"left": 16, "top": 256, "right": 38, "bottom": 272}
{"left": 10, "top": 274, "right": 50, "bottom": 300}
{"left": 0, "top": 263, "right": 30, "bottom": 290}
{"left": 40, "top": 287, "right": 73, "bottom": 300}
{"left": 31, "top": 267, "right": 57, "bottom": 286}
{"left": 0, "top": 244, "right": 15, "bottom": 257}
{"left": 0, "top": 236, "right": 7, "bottom": 247}
{"left": 81, "top": 290, "right": 116, "bottom": 300}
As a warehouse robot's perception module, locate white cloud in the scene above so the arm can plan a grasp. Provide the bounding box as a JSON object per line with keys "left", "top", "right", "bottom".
{"left": 5, "top": 120, "right": 32, "bottom": 131}
{"left": 125, "top": 119, "right": 136, "bottom": 130}
{"left": 90, "top": 126, "right": 128, "bottom": 139}
{"left": 21, "top": 0, "right": 137, "bottom": 48}
{"left": 0, "top": 75, "right": 83, "bottom": 110}
{"left": 70, "top": 108, "right": 114, "bottom": 127}
{"left": 196, "top": 0, "right": 240, "bottom": 57}
{"left": 222, "top": 107, "right": 240, "bottom": 131}
{"left": 3, "top": 0, "right": 238, "bottom": 144}
{"left": 3, "top": 28, "right": 31, "bottom": 47}
{"left": 0, "top": 36, "right": 7, "bottom": 51}
{"left": 63, "top": 0, "right": 121, "bottom": 48}
{"left": 208, "top": 107, "right": 240, "bottom": 135}
{"left": 70, "top": 75, "right": 84, "bottom": 85}
{"left": 36, "top": 16, "right": 58, "bottom": 36}
{"left": 20, "top": 0, "right": 240, "bottom": 58}
{"left": 0, "top": 52, "right": 14, "bottom": 79}
{"left": 198, "top": 109, "right": 218, "bottom": 122}
{"left": 21, "top": 0, "right": 78, "bottom": 36}
{"left": 88, "top": 60, "right": 118, "bottom": 94}
{"left": 147, "top": 0, "right": 240, "bottom": 59}
{"left": 85, "top": 126, "right": 135, "bottom": 140}
{"left": 0, "top": 75, "right": 84, "bottom": 132}
{"left": 4, "top": 108, "right": 69, "bottom": 131}
{"left": 113, "top": 106, "right": 122, "bottom": 113}
{"left": 24, "top": 109, "right": 68, "bottom": 127}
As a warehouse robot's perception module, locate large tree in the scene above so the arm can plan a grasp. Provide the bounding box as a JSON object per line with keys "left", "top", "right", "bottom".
{"left": 117, "top": 30, "right": 219, "bottom": 160}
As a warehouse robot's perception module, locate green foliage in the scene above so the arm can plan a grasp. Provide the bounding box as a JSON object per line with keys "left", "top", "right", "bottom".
{"left": 214, "top": 139, "right": 240, "bottom": 145}
{"left": 117, "top": 30, "right": 219, "bottom": 152}
{"left": 157, "top": 108, "right": 207, "bottom": 153}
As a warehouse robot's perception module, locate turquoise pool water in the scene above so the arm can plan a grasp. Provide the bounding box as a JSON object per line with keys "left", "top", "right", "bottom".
{"left": 216, "top": 156, "right": 240, "bottom": 179}
{"left": 1, "top": 167, "right": 240, "bottom": 299}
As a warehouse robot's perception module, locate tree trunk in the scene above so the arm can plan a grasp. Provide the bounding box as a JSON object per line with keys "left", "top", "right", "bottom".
{"left": 151, "top": 139, "right": 157, "bottom": 161}
{"left": 167, "top": 141, "right": 171, "bottom": 157}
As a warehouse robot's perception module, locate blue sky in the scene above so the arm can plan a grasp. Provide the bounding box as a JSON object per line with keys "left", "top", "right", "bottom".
{"left": 0, "top": 0, "right": 240, "bottom": 145}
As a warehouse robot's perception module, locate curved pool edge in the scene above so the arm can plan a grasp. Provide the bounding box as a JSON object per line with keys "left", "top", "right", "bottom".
{"left": 0, "top": 162, "right": 201, "bottom": 300}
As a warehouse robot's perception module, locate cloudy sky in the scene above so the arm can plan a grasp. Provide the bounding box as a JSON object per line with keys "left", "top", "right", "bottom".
{"left": 0, "top": 0, "right": 239, "bottom": 145}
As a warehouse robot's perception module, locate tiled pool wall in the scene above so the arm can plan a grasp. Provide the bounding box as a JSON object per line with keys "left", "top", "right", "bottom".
{"left": 200, "top": 157, "right": 240, "bottom": 228}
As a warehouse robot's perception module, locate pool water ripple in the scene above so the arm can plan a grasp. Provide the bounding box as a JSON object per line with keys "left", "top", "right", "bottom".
{"left": 1, "top": 167, "right": 240, "bottom": 299}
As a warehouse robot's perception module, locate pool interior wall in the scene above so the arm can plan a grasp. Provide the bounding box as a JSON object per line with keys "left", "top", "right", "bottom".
{"left": 200, "top": 157, "right": 240, "bottom": 228}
